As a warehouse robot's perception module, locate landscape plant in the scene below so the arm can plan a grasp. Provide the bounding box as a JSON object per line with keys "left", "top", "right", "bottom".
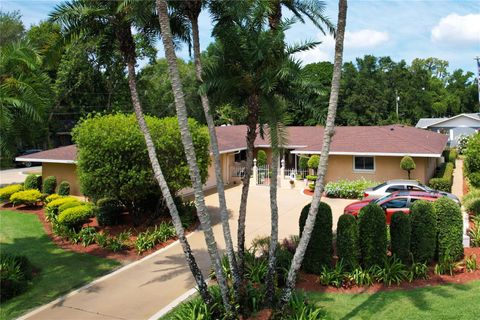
{"left": 325, "top": 178, "right": 377, "bottom": 199}
{"left": 96, "top": 197, "right": 123, "bottom": 226}
{"left": 307, "top": 155, "right": 320, "bottom": 171}
{"left": 57, "top": 205, "right": 94, "bottom": 230}
{"left": 9, "top": 189, "right": 42, "bottom": 206}
{"left": 42, "top": 176, "right": 57, "bottom": 195}
{"left": 410, "top": 200, "right": 437, "bottom": 263}
{"left": 57, "top": 181, "right": 70, "bottom": 196}
{"left": 336, "top": 214, "right": 360, "bottom": 269}
{"left": 256, "top": 150, "right": 267, "bottom": 167}
{"left": 0, "top": 253, "right": 33, "bottom": 302}
{"left": 400, "top": 156, "right": 416, "bottom": 179}
{"left": 0, "top": 184, "right": 23, "bottom": 201}
{"left": 23, "top": 174, "right": 42, "bottom": 190}
{"left": 358, "top": 203, "right": 387, "bottom": 267}
{"left": 299, "top": 156, "right": 309, "bottom": 170}
{"left": 464, "top": 132, "right": 480, "bottom": 188}
{"left": 434, "top": 197, "right": 464, "bottom": 261}
{"left": 390, "top": 211, "right": 411, "bottom": 264}
{"left": 428, "top": 162, "right": 454, "bottom": 192}
{"left": 45, "top": 196, "right": 80, "bottom": 221}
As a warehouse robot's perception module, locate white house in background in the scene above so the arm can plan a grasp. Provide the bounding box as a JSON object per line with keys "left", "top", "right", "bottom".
{"left": 415, "top": 113, "right": 480, "bottom": 147}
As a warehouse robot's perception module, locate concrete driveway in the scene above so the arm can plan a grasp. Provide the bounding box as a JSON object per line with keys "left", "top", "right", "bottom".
{"left": 21, "top": 185, "right": 355, "bottom": 320}
{"left": 0, "top": 166, "right": 42, "bottom": 186}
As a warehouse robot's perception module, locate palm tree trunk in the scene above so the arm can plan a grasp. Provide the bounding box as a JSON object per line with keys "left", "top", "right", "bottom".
{"left": 124, "top": 55, "right": 213, "bottom": 307}
{"left": 237, "top": 94, "right": 259, "bottom": 279}
{"left": 279, "top": 0, "right": 347, "bottom": 307}
{"left": 191, "top": 15, "right": 241, "bottom": 298}
{"left": 156, "top": 0, "right": 232, "bottom": 312}
{"left": 265, "top": 150, "right": 279, "bottom": 305}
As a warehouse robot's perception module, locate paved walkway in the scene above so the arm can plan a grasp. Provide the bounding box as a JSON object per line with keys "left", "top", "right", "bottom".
{"left": 0, "top": 166, "right": 42, "bottom": 186}
{"left": 21, "top": 185, "right": 354, "bottom": 320}
{"left": 452, "top": 159, "right": 464, "bottom": 199}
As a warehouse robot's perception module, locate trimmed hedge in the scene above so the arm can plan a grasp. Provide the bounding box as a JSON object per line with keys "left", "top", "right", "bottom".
{"left": 257, "top": 150, "right": 267, "bottom": 167}
{"left": 0, "top": 253, "right": 33, "bottom": 302}
{"left": 57, "top": 205, "right": 94, "bottom": 229}
{"left": 58, "top": 201, "right": 83, "bottom": 213}
{"left": 96, "top": 197, "right": 123, "bottom": 226}
{"left": 390, "top": 211, "right": 411, "bottom": 264}
{"left": 358, "top": 203, "right": 387, "bottom": 267}
{"left": 336, "top": 214, "right": 360, "bottom": 269}
{"left": 325, "top": 179, "right": 378, "bottom": 199}
{"left": 299, "top": 202, "right": 333, "bottom": 273}
{"left": 434, "top": 197, "right": 464, "bottom": 261}
{"left": 306, "top": 175, "right": 317, "bottom": 181}
{"left": 463, "top": 189, "right": 480, "bottom": 214}
{"left": 469, "top": 172, "right": 480, "bottom": 189}
{"left": 0, "top": 184, "right": 23, "bottom": 202}
{"left": 24, "top": 174, "right": 42, "bottom": 190}
{"left": 42, "top": 176, "right": 57, "bottom": 195}
{"left": 428, "top": 162, "right": 454, "bottom": 192}
{"left": 58, "top": 181, "right": 70, "bottom": 196}
{"left": 44, "top": 193, "right": 61, "bottom": 204}
{"left": 410, "top": 200, "right": 436, "bottom": 263}
{"left": 469, "top": 198, "right": 480, "bottom": 216}
{"left": 307, "top": 155, "right": 320, "bottom": 169}
{"left": 443, "top": 149, "right": 458, "bottom": 167}
{"left": 46, "top": 197, "right": 80, "bottom": 220}
{"left": 9, "top": 189, "right": 42, "bottom": 206}
{"left": 299, "top": 156, "right": 309, "bottom": 170}
{"left": 400, "top": 156, "right": 416, "bottom": 179}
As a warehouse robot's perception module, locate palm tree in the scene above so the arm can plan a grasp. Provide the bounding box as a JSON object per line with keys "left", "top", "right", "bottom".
{"left": 155, "top": 0, "right": 233, "bottom": 312}
{"left": 279, "top": 0, "right": 348, "bottom": 307}
{"left": 50, "top": 0, "right": 215, "bottom": 307}
{"left": 168, "top": 0, "right": 241, "bottom": 298}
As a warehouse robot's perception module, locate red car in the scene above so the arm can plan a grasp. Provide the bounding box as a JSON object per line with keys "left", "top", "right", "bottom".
{"left": 343, "top": 191, "right": 443, "bottom": 224}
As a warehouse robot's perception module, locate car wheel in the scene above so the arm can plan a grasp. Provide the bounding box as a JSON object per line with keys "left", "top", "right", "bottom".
{"left": 24, "top": 162, "right": 32, "bottom": 168}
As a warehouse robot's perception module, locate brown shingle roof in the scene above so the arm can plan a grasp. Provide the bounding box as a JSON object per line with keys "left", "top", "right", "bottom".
{"left": 15, "top": 125, "right": 448, "bottom": 164}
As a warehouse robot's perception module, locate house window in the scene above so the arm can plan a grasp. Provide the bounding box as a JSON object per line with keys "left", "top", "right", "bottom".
{"left": 353, "top": 156, "right": 375, "bottom": 172}
{"left": 234, "top": 150, "right": 247, "bottom": 162}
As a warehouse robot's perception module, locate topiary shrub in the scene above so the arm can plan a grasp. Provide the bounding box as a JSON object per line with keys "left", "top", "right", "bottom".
{"left": 23, "top": 174, "right": 42, "bottom": 190}
{"left": 307, "top": 155, "right": 320, "bottom": 170}
{"left": 428, "top": 162, "right": 454, "bottom": 192}
{"left": 299, "top": 156, "right": 309, "bottom": 170}
{"left": 57, "top": 205, "right": 94, "bottom": 230}
{"left": 9, "top": 190, "right": 42, "bottom": 206}
{"left": 44, "top": 193, "right": 61, "bottom": 205}
{"left": 410, "top": 200, "right": 436, "bottom": 263}
{"left": 400, "top": 156, "right": 416, "bottom": 179}
{"left": 390, "top": 211, "right": 411, "bottom": 265}
{"left": 358, "top": 203, "right": 387, "bottom": 267}
{"left": 96, "top": 197, "right": 123, "bottom": 226}
{"left": 299, "top": 202, "right": 333, "bottom": 273}
{"left": 256, "top": 150, "right": 267, "bottom": 167}
{"left": 469, "top": 172, "right": 480, "bottom": 189}
{"left": 0, "top": 253, "right": 33, "bottom": 302}
{"left": 325, "top": 179, "right": 378, "bottom": 199}
{"left": 45, "top": 197, "right": 80, "bottom": 221}
{"left": 0, "top": 184, "right": 23, "bottom": 202}
{"left": 57, "top": 181, "right": 70, "bottom": 196}
{"left": 58, "top": 201, "right": 83, "bottom": 213}
{"left": 42, "top": 176, "right": 57, "bottom": 195}
{"left": 336, "top": 214, "right": 360, "bottom": 269}
{"left": 468, "top": 198, "right": 480, "bottom": 217}
{"left": 434, "top": 197, "right": 464, "bottom": 261}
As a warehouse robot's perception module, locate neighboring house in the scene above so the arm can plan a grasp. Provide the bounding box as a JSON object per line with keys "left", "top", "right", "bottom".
{"left": 16, "top": 125, "right": 448, "bottom": 196}
{"left": 415, "top": 113, "right": 480, "bottom": 147}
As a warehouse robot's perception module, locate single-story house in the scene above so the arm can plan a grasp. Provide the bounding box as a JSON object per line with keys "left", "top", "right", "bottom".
{"left": 415, "top": 113, "right": 480, "bottom": 147}
{"left": 16, "top": 125, "right": 448, "bottom": 196}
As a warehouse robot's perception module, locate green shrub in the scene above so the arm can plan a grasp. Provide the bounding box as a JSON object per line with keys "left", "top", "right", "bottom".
{"left": 308, "top": 182, "right": 315, "bottom": 191}
{"left": 469, "top": 172, "right": 480, "bottom": 189}
{"left": 96, "top": 197, "right": 123, "bottom": 226}
{"left": 135, "top": 222, "right": 176, "bottom": 254}
{"left": 46, "top": 197, "right": 81, "bottom": 221}
{"left": 306, "top": 175, "right": 317, "bottom": 181}
{"left": 299, "top": 202, "right": 333, "bottom": 273}
{"left": 410, "top": 200, "right": 436, "bottom": 263}
{"left": 42, "top": 176, "right": 57, "bottom": 195}
{"left": 325, "top": 178, "right": 378, "bottom": 199}
{"left": 358, "top": 203, "right": 387, "bottom": 267}
{"left": 58, "top": 201, "right": 83, "bottom": 213}
{"left": 336, "top": 214, "right": 360, "bottom": 269}
{"left": 44, "top": 193, "right": 61, "bottom": 204}
{"left": 468, "top": 198, "right": 480, "bottom": 216}
{"left": 24, "top": 174, "right": 42, "bottom": 190}
{"left": 428, "top": 162, "right": 454, "bottom": 192}
{"left": 400, "top": 156, "right": 416, "bottom": 179}
{"left": 307, "top": 155, "right": 320, "bottom": 169}
{"left": 0, "top": 253, "right": 33, "bottom": 302}
{"left": 464, "top": 132, "right": 480, "bottom": 175}
{"left": 0, "top": 184, "right": 23, "bottom": 202}
{"left": 58, "top": 181, "right": 70, "bottom": 196}
{"left": 434, "top": 197, "right": 464, "bottom": 261}
{"left": 463, "top": 189, "right": 480, "bottom": 213}
{"left": 9, "top": 189, "right": 42, "bottom": 206}
{"left": 256, "top": 150, "right": 267, "bottom": 167}
{"left": 299, "top": 156, "right": 309, "bottom": 170}
{"left": 390, "top": 211, "right": 411, "bottom": 264}
{"left": 457, "top": 135, "right": 470, "bottom": 154}
{"left": 373, "top": 256, "right": 407, "bottom": 286}
{"left": 57, "top": 205, "right": 94, "bottom": 230}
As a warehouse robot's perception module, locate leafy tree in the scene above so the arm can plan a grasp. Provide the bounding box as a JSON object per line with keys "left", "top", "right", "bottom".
{"left": 257, "top": 150, "right": 267, "bottom": 167}
{"left": 307, "top": 155, "right": 320, "bottom": 169}
{"left": 0, "top": 11, "right": 25, "bottom": 46}
{"left": 400, "top": 156, "right": 416, "bottom": 179}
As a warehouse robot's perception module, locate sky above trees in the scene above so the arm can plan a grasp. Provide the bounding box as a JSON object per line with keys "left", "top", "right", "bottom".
{"left": 3, "top": 0, "right": 479, "bottom": 73}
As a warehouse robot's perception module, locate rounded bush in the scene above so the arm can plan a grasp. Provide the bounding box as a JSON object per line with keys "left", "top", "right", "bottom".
{"left": 469, "top": 172, "right": 480, "bottom": 189}
{"left": 24, "top": 174, "right": 42, "bottom": 190}
{"left": 307, "top": 155, "right": 320, "bottom": 169}
{"left": 96, "top": 197, "right": 123, "bottom": 226}
{"left": 58, "top": 201, "right": 83, "bottom": 213}
{"left": 9, "top": 189, "right": 42, "bottom": 206}
{"left": 469, "top": 198, "right": 480, "bottom": 217}
{"left": 256, "top": 150, "right": 267, "bottom": 167}
{"left": 42, "top": 176, "right": 57, "bottom": 195}
{"left": 336, "top": 214, "right": 360, "bottom": 269}
{"left": 299, "top": 156, "right": 309, "bottom": 170}
{"left": 57, "top": 205, "right": 94, "bottom": 229}
{"left": 0, "top": 253, "right": 33, "bottom": 302}
{"left": 464, "top": 132, "right": 480, "bottom": 174}
{"left": 46, "top": 197, "right": 80, "bottom": 220}
{"left": 358, "top": 203, "right": 387, "bottom": 267}
{"left": 44, "top": 193, "right": 61, "bottom": 205}
{"left": 410, "top": 200, "right": 436, "bottom": 263}
{"left": 390, "top": 211, "right": 411, "bottom": 264}
{"left": 0, "top": 184, "right": 23, "bottom": 202}
{"left": 434, "top": 197, "right": 464, "bottom": 261}
{"left": 57, "top": 181, "right": 71, "bottom": 196}
{"left": 400, "top": 156, "right": 416, "bottom": 179}
{"left": 299, "top": 202, "right": 333, "bottom": 273}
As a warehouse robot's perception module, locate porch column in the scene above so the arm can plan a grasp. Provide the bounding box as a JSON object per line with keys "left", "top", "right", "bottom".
{"left": 252, "top": 158, "right": 258, "bottom": 185}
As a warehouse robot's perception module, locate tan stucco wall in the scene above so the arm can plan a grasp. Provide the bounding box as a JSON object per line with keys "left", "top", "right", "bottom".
{"left": 42, "top": 163, "right": 82, "bottom": 196}
{"left": 323, "top": 155, "right": 435, "bottom": 184}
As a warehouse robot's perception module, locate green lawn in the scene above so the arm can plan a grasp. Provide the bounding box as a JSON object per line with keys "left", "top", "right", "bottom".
{"left": 0, "top": 210, "right": 120, "bottom": 320}
{"left": 306, "top": 280, "right": 480, "bottom": 319}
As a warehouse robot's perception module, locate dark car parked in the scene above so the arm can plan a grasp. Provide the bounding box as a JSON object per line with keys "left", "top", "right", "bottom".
{"left": 15, "top": 149, "right": 43, "bottom": 167}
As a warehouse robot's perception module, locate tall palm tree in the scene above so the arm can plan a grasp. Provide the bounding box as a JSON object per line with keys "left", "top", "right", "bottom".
{"left": 168, "top": 0, "right": 241, "bottom": 298}
{"left": 50, "top": 0, "right": 215, "bottom": 307}
{"left": 155, "top": 0, "right": 233, "bottom": 312}
{"left": 279, "top": 0, "right": 348, "bottom": 308}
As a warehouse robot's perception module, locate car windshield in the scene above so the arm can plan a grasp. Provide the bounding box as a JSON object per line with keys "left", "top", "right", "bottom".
{"left": 372, "top": 182, "right": 387, "bottom": 191}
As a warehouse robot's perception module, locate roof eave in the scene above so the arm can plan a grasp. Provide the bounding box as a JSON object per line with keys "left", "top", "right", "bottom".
{"left": 15, "top": 157, "right": 76, "bottom": 164}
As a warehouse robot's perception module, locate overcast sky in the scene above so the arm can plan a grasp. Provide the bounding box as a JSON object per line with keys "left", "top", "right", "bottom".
{"left": 2, "top": 0, "right": 479, "bottom": 74}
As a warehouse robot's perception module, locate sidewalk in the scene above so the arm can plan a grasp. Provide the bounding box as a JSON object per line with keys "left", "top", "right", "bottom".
{"left": 452, "top": 159, "right": 464, "bottom": 199}
{"left": 21, "top": 185, "right": 353, "bottom": 320}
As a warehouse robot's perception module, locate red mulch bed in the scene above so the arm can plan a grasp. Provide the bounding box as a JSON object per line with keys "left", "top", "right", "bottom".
{"left": 302, "top": 188, "right": 329, "bottom": 197}
{"left": 1, "top": 203, "right": 198, "bottom": 263}
{"left": 297, "top": 247, "right": 480, "bottom": 294}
